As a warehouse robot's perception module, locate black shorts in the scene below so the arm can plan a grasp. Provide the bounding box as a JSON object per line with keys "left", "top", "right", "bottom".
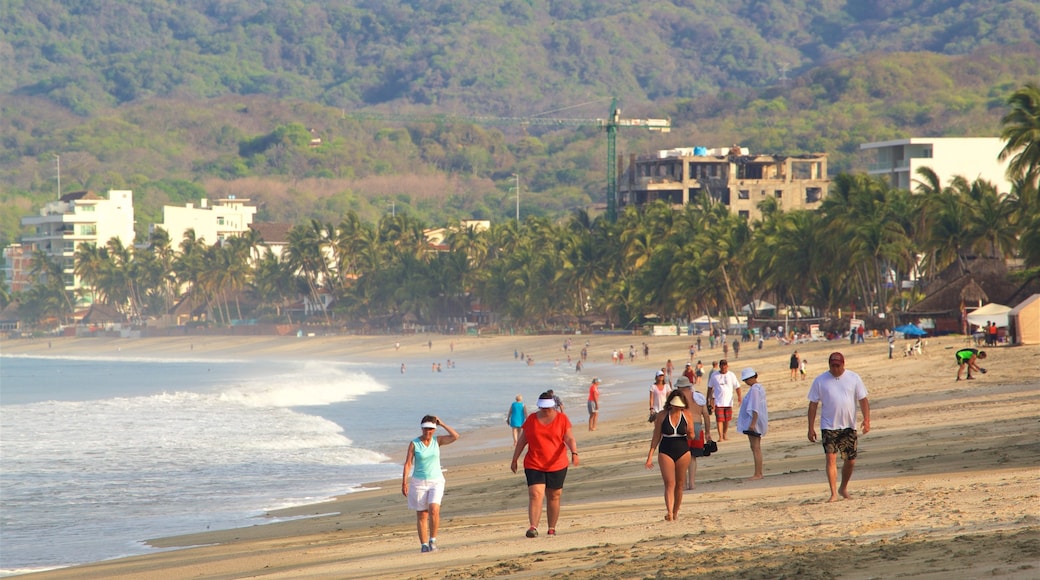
{"left": 525, "top": 467, "right": 568, "bottom": 490}
{"left": 821, "top": 428, "right": 858, "bottom": 460}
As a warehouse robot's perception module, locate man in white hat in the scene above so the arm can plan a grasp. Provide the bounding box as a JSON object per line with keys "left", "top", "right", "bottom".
{"left": 736, "top": 368, "right": 768, "bottom": 481}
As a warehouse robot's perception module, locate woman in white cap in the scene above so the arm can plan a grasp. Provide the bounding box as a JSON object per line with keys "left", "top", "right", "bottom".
{"left": 402, "top": 415, "right": 459, "bottom": 552}
{"left": 736, "top": 368, "right": 768, "bottom": 480}
{"left": 510, "top": 392, "right": 579, "bottom": 538}
{"left": 645, "top": 389, "right": 696, "bottom": 521}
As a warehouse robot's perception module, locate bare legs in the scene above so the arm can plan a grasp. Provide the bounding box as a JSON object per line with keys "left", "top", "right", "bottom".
{"left": 685, "top": 456, "right": 697, "bottom": 490}
{"left": 717, "top": 418, "right": 731, "bottom": 441}
{"left": 527, "top": 484, "right": 563, "bottom": 531}
{"left": 588, "top": 411, "right": 598, "bottom": 431}
{"left": 824, "top": 453, "right": 855, "bottom": 502}
{"left": 658, "top": 451, "right": 691, "bottom": 520}
{"left": 511, "top": 427, "right": 521, "bottom": 445}
{"left": 415, "top": 503, "right": 440, "bottom": 544}
{"left": 747, "top": 435, "right": 763, "bottom": 480}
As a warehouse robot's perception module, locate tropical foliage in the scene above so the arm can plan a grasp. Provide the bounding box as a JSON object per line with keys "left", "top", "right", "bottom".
{"left": 9, "top": 165, "right": 1032, "bottom": 330}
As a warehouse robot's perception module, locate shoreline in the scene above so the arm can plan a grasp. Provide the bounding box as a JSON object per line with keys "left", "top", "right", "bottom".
{"left": 4, "top": 333, "right": 1039, "bottom": 579}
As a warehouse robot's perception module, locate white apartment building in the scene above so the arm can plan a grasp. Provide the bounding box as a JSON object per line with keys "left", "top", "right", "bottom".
{"left": 20, "top": 190, "right": 135, "bottom": 294}
{"left": 154, "top": 197, "right": 257, "bottom": 246}
{"left": 860, "top": 137, "right": 1012, "bottom": 194}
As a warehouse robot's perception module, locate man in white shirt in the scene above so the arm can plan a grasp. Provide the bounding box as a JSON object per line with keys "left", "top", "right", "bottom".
{"left": 706, "top": 359, "right": 741, "bottom": 441}
{"left": 807, "top": 352, "right": 871, "bottom": 502}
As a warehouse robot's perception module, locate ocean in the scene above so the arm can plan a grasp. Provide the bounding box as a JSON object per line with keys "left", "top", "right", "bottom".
{"left": 0, "top": 349, "right": 646, "bottom": 576}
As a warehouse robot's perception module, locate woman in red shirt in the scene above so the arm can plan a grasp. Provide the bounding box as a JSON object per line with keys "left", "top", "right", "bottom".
{"left": 510, "top": 392, "right": 579, "bottom": 538}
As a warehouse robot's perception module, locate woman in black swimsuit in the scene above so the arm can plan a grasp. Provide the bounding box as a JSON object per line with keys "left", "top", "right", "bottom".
{"left": 645, "top": 389, "right": 694, "bottom": 521}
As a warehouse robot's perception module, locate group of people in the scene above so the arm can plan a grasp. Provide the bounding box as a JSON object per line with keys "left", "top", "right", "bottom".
{"left": 403, "top": 349, "right": 872, "bottom": 552}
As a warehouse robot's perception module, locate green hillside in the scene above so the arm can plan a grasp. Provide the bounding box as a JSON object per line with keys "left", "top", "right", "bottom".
{"left": 2, "top": 1, "right": 1039, "bottom": 243}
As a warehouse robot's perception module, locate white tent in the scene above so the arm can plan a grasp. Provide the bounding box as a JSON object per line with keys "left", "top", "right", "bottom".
{"left": 966, "top": 302, "right": 1012, "bottom": 328}
{"left": 691, "top": 315, "right": 717, "bottom": 325}
{"left": 741, "top": 300, "right": 776, "bottom": 313}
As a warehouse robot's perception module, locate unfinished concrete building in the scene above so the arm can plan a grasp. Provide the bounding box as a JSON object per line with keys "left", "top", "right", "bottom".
{"left": 619, "top": 146, "right": 829, "bottom": 220}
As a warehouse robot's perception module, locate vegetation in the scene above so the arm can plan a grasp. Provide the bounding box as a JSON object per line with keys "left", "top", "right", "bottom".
{"left": 2, "top": 4, "right": 1038, "bottom": 329}
{"left": 11, "top": 166, "right": 1032, "bottom": 332}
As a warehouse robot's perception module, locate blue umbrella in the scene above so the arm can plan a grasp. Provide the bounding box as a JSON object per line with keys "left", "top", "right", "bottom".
{"left": 895, "top": 324, "right": 927, "bottom": 337}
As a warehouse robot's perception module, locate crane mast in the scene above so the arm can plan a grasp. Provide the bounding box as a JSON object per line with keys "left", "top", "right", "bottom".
{"left": 350, "top": 98, "right": 670, "bottom": 221}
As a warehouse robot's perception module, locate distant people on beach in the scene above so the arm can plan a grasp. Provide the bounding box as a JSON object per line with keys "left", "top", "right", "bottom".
{"left": 707, "top": 359, "right": 742, "bottom": 441}
{"left": 650, "top": 372, "right": 669, "bottom": 418}
{"left": 807, "top": 352, "right": 870, "bottom": 502}
{"left": 737, "top": 368, "right": 768, "bottom": 481}
{"left": 547, "top": 389, "right": 564, "bottom": 412}
{"left": 507, "top": 395, "right": 528, "bottom": 445}
{"left": 510, "top": 392, "right": 579, "bottom": 538}
{"left": 955, "top": 348, "right": 987, "bottom": 381}
{"left": 790, "top": 351, "right": 800, "bottom": 381}
{"left": 587, "top": 378, "right": 600, "bottom": 431}
{"left": 402, "top": 415, "right": 460, "bottom": 553}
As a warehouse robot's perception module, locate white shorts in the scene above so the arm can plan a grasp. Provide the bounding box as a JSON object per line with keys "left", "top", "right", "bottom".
{"left": 407, "top": 477, "right": 445, "bottom": 511}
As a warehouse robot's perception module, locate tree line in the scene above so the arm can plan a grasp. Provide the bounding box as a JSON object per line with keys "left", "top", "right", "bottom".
{"left": 7, "top": 84, "right": 1038, "bottom": 331}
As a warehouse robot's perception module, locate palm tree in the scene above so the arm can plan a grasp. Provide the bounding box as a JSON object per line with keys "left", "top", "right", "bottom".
{"left": 26, "top": 250, "right": 75, "bottom": 325}
{"left": 999, "top": 82, "right": 1040, "bottom": 188}
{"left": 251, "top": 248, "right": 296, "bottom": 320}
{"left": 285, "top": 222, "right": 331, "bottom": 325}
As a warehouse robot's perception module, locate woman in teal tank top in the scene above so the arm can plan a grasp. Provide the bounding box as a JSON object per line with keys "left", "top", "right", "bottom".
{"left": 402, "top": 415, "right": 459, "bottom": 553}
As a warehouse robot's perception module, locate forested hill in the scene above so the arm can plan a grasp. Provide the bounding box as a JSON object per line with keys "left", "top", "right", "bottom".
{"left": 1, "top": 1, "right": 1039, "bottom": 245}
{"left": 5, "top": 0, "right": 1038, "bottom": 114}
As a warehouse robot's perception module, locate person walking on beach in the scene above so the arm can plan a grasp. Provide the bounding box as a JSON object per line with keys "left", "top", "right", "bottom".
{"left": 645, "top": 389, "right": 697, "bottom": 521}
{"left": 507, "top": 395, "right": 528, "bottom": 445}
{"left": 807, "top": 352, "right": 870, "bottom": 502}
{"left": 955, "top": 348, "right": 987, "bottom": 381}
{"left": 789, "top": 351, "right": 800, "bottom": 381}
{"left": 707, "top": 359, "right": 741, "bottom": 441}
{"left": 587, "top": 378, "right": 601, "bottom": 431}
{"left": 673, "top": 375, "right": 712, "bottom": 491}
{"left": 737, "top": 368, "right": 768, "bottom": 481}
{"left": 510, "top": 392, "right": 579, "bottom": 538}
{"left": 650, "top": 372, "right": 669, "bottom": 419}
{"left": 402, "top": 415, "right": 460, "bottom": 552}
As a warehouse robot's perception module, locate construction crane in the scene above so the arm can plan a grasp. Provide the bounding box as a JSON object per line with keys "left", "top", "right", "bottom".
{"left": 349, "top": 98, "right": 670, "bottom": 221}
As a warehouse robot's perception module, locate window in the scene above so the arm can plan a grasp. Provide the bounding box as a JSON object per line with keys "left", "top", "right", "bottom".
{"left": 738, "top": 210, "right": 750, "bottom": 220}
{"left": 79, "top": 224, "right": 97, "bottom": 236}
{"left": 217, "top": 216, "right": 226, "bottom": 226}
{"left": 774, "top": 190, "right": 783, "bottom": 198}
{"left": 78, "top": 205, "right": 96, "bottom": 213}
{"left": 738, "top": 189, "right": 750, "bottom": 200}
{"left": 806, "top": 188, "right": 823, "bottom": 203}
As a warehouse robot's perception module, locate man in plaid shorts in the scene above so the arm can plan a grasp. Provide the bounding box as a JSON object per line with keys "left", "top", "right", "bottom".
{"left": 807, "top": 352, "right": 871, "bottom": 502}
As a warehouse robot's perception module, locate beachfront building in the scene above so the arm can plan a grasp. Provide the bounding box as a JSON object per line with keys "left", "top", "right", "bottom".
{"left": 424, "top": 220, "right": 491, "bottom": 251}
{"left": 859, "top": 137, "right": 1012, "bottom": 194}
{"left": 247, "top": 223, "right": 292, "bottom": 259}
{"left": 153, "top": 197, "right": 258, "bottom": 247}
{"left": 2, "top": 243, "right": 36, "bottom": 293}
{"left": 19, "top": 190, "right": 135, "bottom": 296}
{"left": 618, "top": 146, "right": 829, "bottom": 221}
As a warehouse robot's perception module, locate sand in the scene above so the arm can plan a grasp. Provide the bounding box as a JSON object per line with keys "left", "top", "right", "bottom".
{"left": 4, "top": 332, "right": 1039, "bottom": 579}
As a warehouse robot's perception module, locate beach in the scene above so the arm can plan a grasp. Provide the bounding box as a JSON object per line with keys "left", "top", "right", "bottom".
{"left": 3, "top": 332, "right": 1038, "bottom": 579}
